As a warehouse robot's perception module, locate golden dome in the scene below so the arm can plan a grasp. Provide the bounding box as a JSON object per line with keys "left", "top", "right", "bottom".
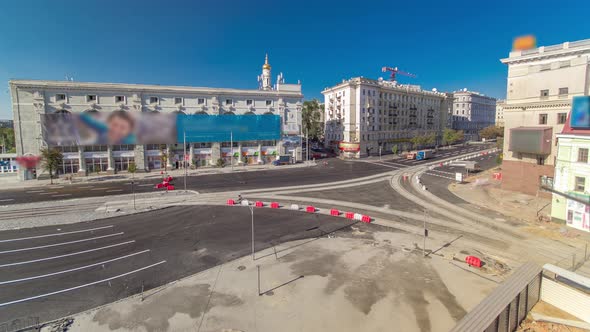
{"left": 262, "top": 53, "right": 271, "bottom": 70}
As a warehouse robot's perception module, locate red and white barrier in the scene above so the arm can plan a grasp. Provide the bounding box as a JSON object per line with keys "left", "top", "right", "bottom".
{"left": 167, "top": 185, "right": 175, "bottom": 191}
{"left": 361, "top": 215, "right": 371, "bottom": 223}
{"left": 306, "top": 206, "right": 316, "bottom": 213}
{"left": 330, "top": 209, "right": 340, "bottom": 216}
{"left": 270, "top": 202, "right": 279, "bottom": 209}
{"left": 227, "top": 199, "right": 235, "bottom": 206}
{"left": 255, "top": 201, "right": 264, "bottom": 208}
{"left": 345, "top": 212, "right": 354, "bottom": 219}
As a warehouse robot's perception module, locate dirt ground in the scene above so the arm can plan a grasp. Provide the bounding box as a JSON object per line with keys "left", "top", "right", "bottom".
{"left": 49, "top": 227, "right": 498, "bottom": 332}
{"left": 517, "top": 301, "right": 589, "bottom": 332}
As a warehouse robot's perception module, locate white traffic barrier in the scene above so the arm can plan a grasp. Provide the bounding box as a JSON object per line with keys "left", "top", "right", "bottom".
{"left": 353, "top": 213, "right": 362, "bottom": 221}
{"left": 290, "top": 204, "right": 300, "bottom": 210}
{"left": 241, "top": 199, "right": 249, "bottom": 206}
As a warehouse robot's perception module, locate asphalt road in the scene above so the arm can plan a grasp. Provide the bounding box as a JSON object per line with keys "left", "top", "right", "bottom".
{"left": 0, "top": 144, "right": 493, "bottom": 206}
{"left": 0, "top": 205, "right": 359, "bottom": 325}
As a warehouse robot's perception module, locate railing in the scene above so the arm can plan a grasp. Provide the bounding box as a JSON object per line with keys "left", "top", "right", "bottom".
{"left": 450, "top": 262, "right": 542, "bottom": 332}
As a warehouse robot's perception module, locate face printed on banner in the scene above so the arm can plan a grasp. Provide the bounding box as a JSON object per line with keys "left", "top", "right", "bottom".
{"left": 107, "top": 112, "right": 135, "bottom": 144}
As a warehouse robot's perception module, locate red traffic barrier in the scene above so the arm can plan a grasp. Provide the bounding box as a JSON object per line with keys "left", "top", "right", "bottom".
{"left": 255, "top": 201, "right": 264, "bottom": 207}
{"left": 167, "top": 185, "right": 175, "bottom": 191}
{"left": 227, "top": 199, "right": 235, "bottom": 206}
{"left": 162, "top": 180, "right": 169, "bottom": 186}
{"left": 465, "top": 256, "right": 482, "bottom": 268}
{"left": 155, "top": 183, "right": 164, "bottom": 189}
{"left": 270, "top": 202, "right": 279, "bottom": 209}
{"left": 306, "top": 206, "right": 315, "bottom": 213}
{"left": 165, "top": 176, "right": 173, "bottom": 182}
{"left": 330, "top": 209, "right": 340, "bottom": 216}
{"left": 361, "top": 215, "right": 371, "bottom": 223}
{"left": 345, "top": 212, "right": 355, "bottom": 219}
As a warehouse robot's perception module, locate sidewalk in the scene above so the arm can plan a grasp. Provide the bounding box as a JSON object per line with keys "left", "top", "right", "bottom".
{"left": 0, "top": 161, "right": 316, "bottom": 189}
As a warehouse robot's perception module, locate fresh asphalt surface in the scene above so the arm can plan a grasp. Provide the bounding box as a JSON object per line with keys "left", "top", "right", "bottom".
{"left": 0, "top": 144, "right": 493, "bottom": 206}
{"left": 0, "top": 205, "right": 359, "bottom": 324}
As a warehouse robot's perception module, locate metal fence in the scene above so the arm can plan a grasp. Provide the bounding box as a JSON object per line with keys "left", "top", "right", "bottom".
{"left": 450, "top": 262, "right": 542, "bottom": 332}
{"left": 0, "top": 317, "right": 39, "bottom": 332}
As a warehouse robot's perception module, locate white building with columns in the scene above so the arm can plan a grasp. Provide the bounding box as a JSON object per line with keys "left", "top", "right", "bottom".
{"left": 10, "top": 55, "right": 303, "bottom": 180}
{"left": 322, "top": 77, "right": 450, "bottom": 158}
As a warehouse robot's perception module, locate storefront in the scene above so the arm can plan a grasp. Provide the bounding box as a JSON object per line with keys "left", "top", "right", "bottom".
{"left": 339, "top": 142, "right": 361, "bottom": 159}
{"left": 193, "top": 148, "right": 212, "bottom": 167}
{"left": 113, "top": 150, "right": 135, "bottom": 172}
{"left": 84, "top": 155, "right": 109, "bottom": 173}
{"left": 566, "top": 194, "right": 590, "bottom": 232}
{"left": 241, "top": 147, "right": 260, "bottom": 165}
{"left": 261, "top": 147, "right": 277, "bottom": 164}
{"left": 58, "top": 153, "right": 79, "bottom": 175}
{"left": 145, "top": 148, "right": 163, "bottom": 170}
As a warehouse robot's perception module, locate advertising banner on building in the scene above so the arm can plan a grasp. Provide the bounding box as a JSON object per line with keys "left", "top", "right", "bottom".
{"left": 338, "top": 142, "right": 360, "bottom": 152}
{"left": 570, "top": 96, "right": 590, "bottom": 129}
{"left": 41, "top": 113, "right": 281, "bottom": 146}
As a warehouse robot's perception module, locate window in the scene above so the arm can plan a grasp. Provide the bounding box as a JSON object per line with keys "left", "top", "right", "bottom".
{"left": 266, "top": 100, "right": 272, "bottom": 106}
{"left": 539, "top": 113, "right": 547, "bottom": 125}
{"left": 558, "top": 113, "right": 567, "bottom": 124}
{"left": 578, "top": 148, "right": 589, "bottom": 163}
{"left": 540, "top": 176, "right": 553, "bottom": 189}
{"left": 174, "top": 97, "right": 183, "bottom": 105}
{"left": 56, "top": 94, "right": 66, "bottom": 102}
{"left": 246, "top": 99, "right": 253, "bottom": 106}
{"left": 558, "top": 87, "right": 568, "bottom": 96}
{"left": 149, "top": 97, "right": 159, "bottom": 104}
{"left": 198, "top": 98, "right": 205, "bottom": 105}
{"left": 86, "top": 95, "right": 97, "bottom": 102}
{"left": 575, "top": 176, "right": 586, "bottom": 192}
{"left": 363, "top": 89, "right": 365, "bottom": 96}
{"left": 537, "top": 155, "right": 545, "bottom": 165}
{"left": 115, "top": 95, "right": 125, "bottom": 103}
{"left": 540, "top": 90, "right": 549, "bottom": 98}
{"left": 225, "top": 99, "right": 232, "bottom": 105}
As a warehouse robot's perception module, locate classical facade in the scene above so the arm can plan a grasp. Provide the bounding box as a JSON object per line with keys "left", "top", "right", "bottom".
{"left": 550, "top": 118, "right": 590, "bottom": 232}
{"left": 322, "top": 77, "right": 450, "bottom": 158}
{"left": 495, "top": 100, "right": 505, "bottom": 127}
{"left": 451, "top": 89, "right": 496, "bottom": 141}
{"left": 500, "top": 38, "right": 590, "bottom": 196}
{"left": 10, "top": 56, "right": 303, "bottom": 180}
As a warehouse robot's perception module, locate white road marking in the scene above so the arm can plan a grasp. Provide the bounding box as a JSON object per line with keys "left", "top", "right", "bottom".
{"left": 39, "top": 192, "right": 58, "bottom": 195}
{"left": 51, "top": 194, "right": 72, "bottom": 198}
{"left": 25, "top": 190, "right": 45, "bottom": 193}
{"left": 78, "top": 186, "right": 94, "bottom": 189}
{"left": 424, "top": 172, "right": 455, "bottom": 180}
{"left": 0, "top": 260, "right": 166, "bottom": 307}
{"left": 0, "top": 225, "right": 115, "bottom": 243}
{"left": 49, "top": 186, "right": 64, "bottom": 189}
{"left": 0, "top": 232, "right": 125, "bottom": 254}
{"left": 0, "top": 241, "right": 135, "bottom": 268}
{"left": 138, "top": 184, "right": 154, "bottom": 187}
{"left": 0, "top": 250, "right": 150, "bottom": 285}
{"left": 0, "top": 199, "right": 14, "bottom": 202}
{"left": 429, "top": 169, "right": 455, "bottom": 175}
{"left": 106, "top": 189, "right": 124, "bottom": 193}
{"left": 90, "top": 188, "right": 110, "bottom": 191}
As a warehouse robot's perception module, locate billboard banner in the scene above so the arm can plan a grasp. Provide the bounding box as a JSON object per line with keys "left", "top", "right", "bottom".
{"left": 571, "top": 96, "right": 590, "bottom": 129}
{"left": 339, "top": 142, "right": 360, "bottom": 152}
{"left": 41, "top": 112, "right": 281, "bottom": 146}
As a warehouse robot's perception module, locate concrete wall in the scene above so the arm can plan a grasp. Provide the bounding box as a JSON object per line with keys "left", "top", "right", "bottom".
{"left": 501, "top": 160, "right": 554, "bottom": 197}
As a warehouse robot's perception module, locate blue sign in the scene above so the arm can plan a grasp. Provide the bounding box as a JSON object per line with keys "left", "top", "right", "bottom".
{"left": 177, "top": 114, "right": 281, "bottom": 143}
{"left": 571, "top": 96, "right": 590, "bottom": 129}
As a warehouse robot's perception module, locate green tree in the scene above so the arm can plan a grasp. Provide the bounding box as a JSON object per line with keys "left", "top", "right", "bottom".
{"left": 443, "top": 128, "right": 464, "bottom": 146}
{"left": 216, "top": 158, "right": 226, "bottom": 168}
{"left": 391, "top": 145, "right": 398, "bottom": 155}
{"left": 160, "top": 145, "right": 169, "bottom": 172}
{"left": 0, "top": 128, "right": 15, "bottom": 153}
{"left": 302, "top": 99, "right": 324, "bottom": 140}
{"left": 479, "top": 125, "right": 504, "bottom": 140}
{"left": 40, "top": 147, "right": 63, "bottom": 184}
{"left": 128, "top": 162, "right": 137, "bottom": 176}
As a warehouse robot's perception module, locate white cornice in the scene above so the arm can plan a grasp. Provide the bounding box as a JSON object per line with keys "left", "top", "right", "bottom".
{"left": 9, "top": 79, "right": 303, "bottom": 98}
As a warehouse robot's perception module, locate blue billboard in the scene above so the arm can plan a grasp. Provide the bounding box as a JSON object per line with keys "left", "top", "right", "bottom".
{"left": 177, "top": 114, "right": 281, "bottom": 143}
{"left": 571, "top": 96, "right": 590, "bottom": 129}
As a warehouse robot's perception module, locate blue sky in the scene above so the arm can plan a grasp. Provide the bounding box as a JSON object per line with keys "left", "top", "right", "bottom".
{"left": 0, "top": 0, "right": 589, "bottom": 119}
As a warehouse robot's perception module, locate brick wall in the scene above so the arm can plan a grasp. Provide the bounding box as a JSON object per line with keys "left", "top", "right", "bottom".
{"left": 501, "top": 160, "right": 554, "bottom": 198}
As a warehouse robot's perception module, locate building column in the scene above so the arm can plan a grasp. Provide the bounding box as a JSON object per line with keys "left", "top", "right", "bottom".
{"left": 78, "top": 146, "right": 86, "bottom": 175}
{"left": 189, "top": 144, "right": 195, "bottom": 167}
{"left": 237, "top": 143, "right": 243, "bottom": 164}
{"left": 257, "top": 143, "right": 262, "bottom": 163}
{"left": 211, "top": 142, "right": 221, "bottom": 166}
{"left": 107, "top": 145, "right": 114, "bottom": 173}
{"left": 134, "top": 145, "right": 146, "bottom": 172}
{"left": 166, "top": 144, "right": 173, "bottom": 169}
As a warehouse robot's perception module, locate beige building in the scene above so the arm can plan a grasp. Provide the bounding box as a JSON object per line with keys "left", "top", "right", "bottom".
{"left": 500, "top": 39, "right": 590, "bottom": 196}
{"left": 322, "top": 77, "right": 449, "bottom": 158}
{"left": 451, "top": 89, "right": 496, "bottom": 141}
{"left": 495, "top": 99, "right": 505, "bottom": 127}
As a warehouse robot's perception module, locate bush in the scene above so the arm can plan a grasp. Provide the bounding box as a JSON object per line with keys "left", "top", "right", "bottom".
{"left": 496, "top": 153, "right": 503, "bottom": 165}
{"left": 216, "top": 158, "right": 226, "bottom": 168}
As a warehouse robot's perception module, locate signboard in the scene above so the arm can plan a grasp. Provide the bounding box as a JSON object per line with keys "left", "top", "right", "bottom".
{"left": 566, "top": 197, "right": 589, "bottom": 232}
{"left": 455, "top": 172, "right": 463, "bottom": 182}
{"left": 282, "top": 136, "right": 301, "bottom": 147}
{"left": 512, "top": 35, "right": 536, "bottom": 51}
{"left": 338, "top": 142, "right": 360, "bottom": 152}
{"left": 570, "top": 96, "right": 590, "bottom": 129}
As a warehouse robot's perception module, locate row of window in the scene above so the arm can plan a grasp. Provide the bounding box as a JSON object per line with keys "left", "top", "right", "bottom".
{"left": 55, "top": 93, "right": 275, "bottom": 107}
{"left": 540, "top": 87, "right": 568, "bottom": 98}
{"left": 538, "top": 112, "right": 567, "bottom": 125}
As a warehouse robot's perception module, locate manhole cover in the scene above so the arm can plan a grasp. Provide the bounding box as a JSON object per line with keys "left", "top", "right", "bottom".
{"left": 237, "top": 265, "right": 246, "bottom": 271}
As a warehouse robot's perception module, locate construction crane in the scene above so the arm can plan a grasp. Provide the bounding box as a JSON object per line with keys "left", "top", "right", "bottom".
{"left": 381, "top": 66, "right": 416, "bottom": 82}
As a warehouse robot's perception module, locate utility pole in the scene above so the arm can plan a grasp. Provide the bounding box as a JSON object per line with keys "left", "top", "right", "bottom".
{"left": 183, "top": 131, "right": 187, "bottom": 191}
{"left": 250, "top": 204, "right": 255, "bottom": 260}
{"left": 306, "top": 127, "right": 309, "bottom": 162}
{"left": 423, "top": 208, "right": 428, "bottom": 257}
{"left": 230, "top": 131, "right": 234, "bottom": 172}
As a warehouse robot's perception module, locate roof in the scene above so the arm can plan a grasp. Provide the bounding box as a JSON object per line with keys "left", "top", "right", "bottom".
{"left": 560, "top": 112, "right": 590, "bottom": 136}
{"left": 501, "top": 38, "right": 590, "bottom": 64}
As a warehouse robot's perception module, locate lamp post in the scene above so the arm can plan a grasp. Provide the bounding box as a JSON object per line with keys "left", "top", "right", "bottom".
{"left": 249, "top": 204, "right": 255, "bottom": 260}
